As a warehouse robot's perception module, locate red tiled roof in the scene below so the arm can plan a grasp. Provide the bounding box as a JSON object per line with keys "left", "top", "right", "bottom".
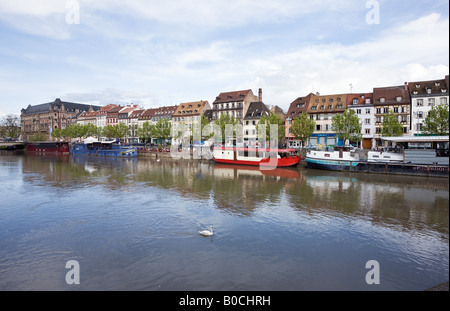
{"left": 373, "top": 85, "right": 410, "bottom": 105}
{"left": 213, "top": 89, "right": 253, "bottom": 104}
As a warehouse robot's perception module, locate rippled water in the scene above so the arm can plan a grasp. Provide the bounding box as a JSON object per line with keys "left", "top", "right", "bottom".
{"left": 0, "top": 152, "right": 448, "bottom": 290}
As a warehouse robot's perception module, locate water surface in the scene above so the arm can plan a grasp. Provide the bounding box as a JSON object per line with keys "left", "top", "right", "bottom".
{"left": 0, "top": 152, "right": 448, "bottom": 290}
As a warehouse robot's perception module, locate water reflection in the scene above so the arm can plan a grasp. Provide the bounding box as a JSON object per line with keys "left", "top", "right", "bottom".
{"left": 1, "top": 151, "right": 448, "bottom": 290}
{"left": 17, "top": 153, "right": 449, "bottom": 236}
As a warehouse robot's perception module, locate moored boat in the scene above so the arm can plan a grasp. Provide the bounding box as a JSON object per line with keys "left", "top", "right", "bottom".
{"left": 305, "top": 136, "right": 449, "bottom": 178}
{"left": 27, "top": 142, "right": 70, "bottom": 154}
{"left": 70, "top": 139, "right": 137, "bottom": 157}
{"left": 213, "top": 146, "right": 301, "bottom": 168}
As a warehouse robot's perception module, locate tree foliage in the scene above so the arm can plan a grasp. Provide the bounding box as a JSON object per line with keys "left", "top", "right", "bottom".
{"left": 290, "top": 113, "right": 315, "bottom": 146}
{"left": 214, "top": 113, "right": 239, "bottom": 143}
{"left": 422, "top": 103, "right": 449, "bottom": 135}
{"left": 332, "top": 109, "right": 363, "bottom": 143}
{"left": 256, "top": 112, "right": 285, "bottom": 144}
{"left": 381, "top": 111, "right": 403, "bottom": 137}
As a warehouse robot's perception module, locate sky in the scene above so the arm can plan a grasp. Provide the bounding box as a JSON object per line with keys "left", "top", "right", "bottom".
{"left": 0, "top": 0, "right": 449, "bottom": 117}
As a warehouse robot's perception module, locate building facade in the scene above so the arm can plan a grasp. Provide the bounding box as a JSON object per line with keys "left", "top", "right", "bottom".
{"left": 211, "top": 89, "right": 260, "bottom": 123}
{"left": 285, "top": 94, "right": 312, "bottom": 148}
{"left": 408, "top": 76, "right": 449, "bottom": 136}
{"left": 372, "top": 84, "right": 411, "bottom": 146}
{"left": 306, "top": 93, "right": 348, "bottom": 147}
{"left": 20, "top": 98, "right": 100, "bottom": 141}
{"left": 243, "top": 101, "right": 270, "bottom": 147}
{"left": 347, "top": 93, "right": 374, "bottom": 149}
{"left": 172, "top": 101, "right": 210, "bottom": 145}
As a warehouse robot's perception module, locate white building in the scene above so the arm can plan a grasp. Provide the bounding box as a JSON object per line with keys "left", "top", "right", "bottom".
{"left": 408, "top": 76, "right": 449, "bottom": 135}
{"left": 347, "top": 93, "right": 375, "bottom": 149}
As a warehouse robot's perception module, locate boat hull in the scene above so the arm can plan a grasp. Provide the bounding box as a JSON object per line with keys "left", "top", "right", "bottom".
{"left": 27, "top": 142, "right": 70, "bottom": 154}
{"left": 213, "top": 156, "right": 301, "bottom": 168}
{"left": 71, "top": 144, "right": 138, "bottom": 157}
{"left": 305, "top": 157, "right": 449, "bottom": 178}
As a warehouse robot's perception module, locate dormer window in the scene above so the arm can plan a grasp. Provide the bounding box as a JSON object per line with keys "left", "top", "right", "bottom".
{"left": 435, "top": 82, "right": 440, "bottom": 86}
{"left": 415, "top": 84, "right": 420, "bottom": 88}
{"left": 352, "top": 99, "right": 358, "bottom": 105}
{"left": 427, "top": 88, "right": 432, "bottom": 94}
{"left": 396, "top": 96, "right": 402, "bottom": 102}
{"left": 442, "top": 89, "right": 447, "bottom": 93}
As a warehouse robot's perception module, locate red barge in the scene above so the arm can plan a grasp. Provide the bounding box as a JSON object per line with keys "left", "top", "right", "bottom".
{"left": 26, "top": 142, "right": 70, "bottom": 154}
{"left": 213, "top": 146, "right": 301, "bottom": 168}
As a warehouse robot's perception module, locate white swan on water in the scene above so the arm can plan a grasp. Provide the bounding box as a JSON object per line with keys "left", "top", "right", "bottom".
{"left": 199, "top": 226, "right": 213, "bottom": 236}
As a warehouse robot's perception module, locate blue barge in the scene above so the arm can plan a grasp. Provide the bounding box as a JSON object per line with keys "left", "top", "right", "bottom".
{"left": 71, "top": 140, "right": 138, "bottom": 157}
{"left": 305, "top": 136, "right": 449, "bottom": 178}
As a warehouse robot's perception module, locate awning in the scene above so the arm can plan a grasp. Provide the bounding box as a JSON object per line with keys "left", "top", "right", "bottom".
{"left": 380, "top": 136, "right": 449, "bottom": 143}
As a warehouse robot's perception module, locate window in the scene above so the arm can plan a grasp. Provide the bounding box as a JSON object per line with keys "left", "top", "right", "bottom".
{"left": 365, "top": 129, "right": 370, "bottom": 134}
{"left": 376, "top": 108, "right": 381, "bottom": 114}
{"left": 401, "top": 115, "right": 408, "bottom": 122}
{"left": 401, "top": 107, "right": 406, "bottom": 113}
{"left": 320, "top": 105, "right": 325, "bottom": 110}
{"left": 428, "top": 98, "right": 435, "bottom": 106}
{"left": 403, "top": 127, "right": 408, "bottom": 133}
{"left": 393, "top": 107, "right": 399, "bottom": 113}
{"left": 396, "top": 96, "right": 402, "bottom": 102}
{"left": 316, "top": 124, "right": 321, "bottom": 131}
{"left": 352, "top": 99, "right": 358, "bottom": 105}
{"left": 366, "top": 109, "right": 371, "bottom": 114}
{"left": 336, "top": 104, "right": 343, "bottom": 109}
{"left": 365, "top": 119, "right": 370, "bottom": 124}
{"left": 427, "top": 88, "right": 432, "bottom": 94}
{"left": 311, "top": 106, "right": 317, "bottom": 110}
{"left": 376, "top": 117, "right": 382, "bottom": 123}
{"left": 416, "top": 99, "right": 423, "bottom": 106}
{"left": 356, "top": 109, "right": 361, "bottom": 114}
{"left": 328, "top": 105, "right": 333, "bottom": 109}
{"left": 365, "top": 99, "right": 371, "bottom": 104}
{"left": 380, "top": 97, "right": 385, "bottom": 103}
{"left": 441, "top": 98, "right": 448, "bottom": 105}
{"left": 417, "top": 111, "right": 423, "bottom": 119}
{"left": 417, "top": 123, "right": 423, "bottom": 131}
{"left": 383, "top": 108, "right": 389, "bottom": 114}
{"left": 325, "top": 124, "right": 330, "bottom": 131}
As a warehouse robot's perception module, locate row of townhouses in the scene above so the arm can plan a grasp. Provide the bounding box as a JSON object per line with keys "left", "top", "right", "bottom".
{"left": 20, "top": 75, "right": 449, "bottom": 149}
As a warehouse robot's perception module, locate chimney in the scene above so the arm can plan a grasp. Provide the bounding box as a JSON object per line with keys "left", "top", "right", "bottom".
{"left": 404, "top": 82, "right": 408, "bottom": 90}
{"left": 258, "top": 88, "right": 262, "bottom": 102}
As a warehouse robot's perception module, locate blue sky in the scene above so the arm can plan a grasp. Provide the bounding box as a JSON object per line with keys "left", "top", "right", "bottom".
{"left": 0, "top": 0, "right": 449, "bottom": 117}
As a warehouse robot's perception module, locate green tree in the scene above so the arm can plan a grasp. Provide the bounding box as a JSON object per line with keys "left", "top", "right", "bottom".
{"left": 290, "top": 113, "right": 315, "bottom": 147}
{"left": 332, "top": 109, "right": 363, "bottom": 144}
{"left": 256, "top": 112, "right": 285, "bottom": 147}
{"left": 85, "top": 123, "right": 98, "bottom": 137}
{"left": 153, "top": 118, "right": 172, "bottom": 144}
{"left": 138, "top": 121, "right": 154, "bottom": 143}
{"left": 102, "top": 125, "right": 118, "bottom": 140}
{"left": 422, "top": 103, "right": 449, "bottom": 135}
{"left": 381, "top": 111, "right": 403, "bottom": 137}
{"left": 214, "top": 113, "right": 240, "bottom": 144}
{"left": 51, "top": 127, "right": 63, "bottom": 140}
{"left": 115, "top": 123, "right": 129, "bottom": 141}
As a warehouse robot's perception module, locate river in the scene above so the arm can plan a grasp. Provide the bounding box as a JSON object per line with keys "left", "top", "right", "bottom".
{"left": 0, "top": 151, "right": 448, "bottom": 291}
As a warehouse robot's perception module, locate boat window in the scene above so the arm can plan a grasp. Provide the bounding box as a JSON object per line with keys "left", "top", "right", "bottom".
{"left": 325, "top": 154, "right": 330, "bottom": 157}
{"left": 372, "top": 155, "right": 379, "bottom": 158}
{"left": 383, "top": 156, "right": 390, "bottom": 159}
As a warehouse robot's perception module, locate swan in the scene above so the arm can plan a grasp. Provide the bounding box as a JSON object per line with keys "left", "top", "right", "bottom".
{"left": 199, "top": 226, "right": 213, "bottom": 236}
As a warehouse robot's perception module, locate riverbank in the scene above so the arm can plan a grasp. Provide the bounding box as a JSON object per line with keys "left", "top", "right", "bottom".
{"left": 426, "top": 282, "right": 449, "bottom": 291}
